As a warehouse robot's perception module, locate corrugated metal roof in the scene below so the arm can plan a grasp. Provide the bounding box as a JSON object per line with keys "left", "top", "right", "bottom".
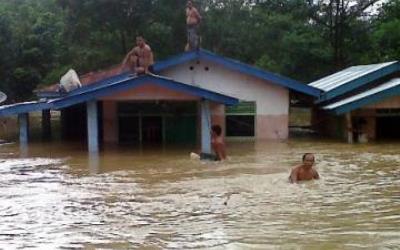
{"left": 310, "top": 61, "right": 398, "bottom": 92}
{"left": 323, "top": 78, "right": 400, "bottom": 110}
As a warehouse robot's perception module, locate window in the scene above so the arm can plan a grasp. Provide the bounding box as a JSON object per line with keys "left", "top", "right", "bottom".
{"left": 225, "top": 102, "right": 255, "bottom": 137}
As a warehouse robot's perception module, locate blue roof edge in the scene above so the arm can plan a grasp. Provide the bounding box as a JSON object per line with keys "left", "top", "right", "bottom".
{"left": 154, "top": 49, "right": 321, "bottom": 97}
{"left": 329, "top": 84, "right": 400, "bottom": 115}
{"left": 198, "top": 50, "right": 321, "bottom": 97}
{"left": 0, "top": 102, "right": 51, "bottom": 117}
{"left": 0, "top": 75, "right": 239, "bottom": 117}
{"left": 317, "top": 62, "right": 400, "bottom": 103}
{"left": 153, "top": 50, "right": 199, "bottom": 72}
{"left": 50, "top": 75, "right": 239, "bottom": 109}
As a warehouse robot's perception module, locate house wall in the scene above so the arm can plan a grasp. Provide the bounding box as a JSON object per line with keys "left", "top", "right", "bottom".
{"left": 313, "top": 108, "right": 378, "bottom": 142}
{"left": 339, "top": 96, "right": 400, "bottom": 143}
{"left": 161, "top": 60, "right": 290, "bottom": 140}
{"left": 100, "top": 83, "right": 199, "bottom": 101}
{"left": 312, "top": 108, "right": 346, "bottom": 140}
{"left": 99, "top": 83, "right": 203, "bottom": 144}
{"left": 352, "top": 109, "right": 376, "bottom": 141}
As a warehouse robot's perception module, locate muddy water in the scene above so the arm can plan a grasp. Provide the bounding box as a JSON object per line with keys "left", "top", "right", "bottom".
{"left": 0, "top": 140, "right": 399, "bottom": 249}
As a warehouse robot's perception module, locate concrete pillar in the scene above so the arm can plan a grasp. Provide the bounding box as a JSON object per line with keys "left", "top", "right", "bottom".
{"left": 18, "top": 113, "right": 29, "bottom": 144}
{"left": 201, "top": 99, "right": 212, "bottom": 154}
{"left": 87, "top": 100, "right": 99, "bottom": 152}
{"left": 88, "top": 152, "right": 100, "bottom": 174}
{"left": 346, "top": 113, "right": 353, "bottom": 144}
{"left": 42, "top": 109, "right": 51, "bottom": 140}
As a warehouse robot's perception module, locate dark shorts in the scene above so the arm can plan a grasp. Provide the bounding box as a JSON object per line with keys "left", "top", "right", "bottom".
{"left": 187, "top": 24, "right": 200, "bottom": 50}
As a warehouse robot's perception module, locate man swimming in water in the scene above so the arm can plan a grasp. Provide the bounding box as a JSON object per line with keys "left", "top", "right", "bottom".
{"left": 289, "top": 153, "right": 320, "bottom": 183}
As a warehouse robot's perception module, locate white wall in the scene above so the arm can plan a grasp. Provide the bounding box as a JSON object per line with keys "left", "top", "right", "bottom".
{"left": 161, "top": 59, "right": 289, "bottom": 116}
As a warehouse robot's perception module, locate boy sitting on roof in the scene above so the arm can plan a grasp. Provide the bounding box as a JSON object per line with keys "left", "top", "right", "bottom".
{"left": 122, "top": 36, "right": 154, "bottom": 75}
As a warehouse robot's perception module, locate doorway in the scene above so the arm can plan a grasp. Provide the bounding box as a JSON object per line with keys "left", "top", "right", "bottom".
{"left": 142, "top": 116, "right": 162, "bottom": 144}
{"left": 376, "top": 116, "right": 400, "bottom": 140}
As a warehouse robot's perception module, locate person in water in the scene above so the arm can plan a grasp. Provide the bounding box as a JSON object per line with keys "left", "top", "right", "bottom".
{"left": 211, "top": 124, "right": 226, "bottom": 161}
{"left": 289, "top": 153, "right": 320, "bottom": 183}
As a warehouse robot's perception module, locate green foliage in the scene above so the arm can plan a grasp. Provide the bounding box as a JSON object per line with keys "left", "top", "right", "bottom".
{"left": 372, "top": 0, "right": 400, "bottom": 61}
{"left": 0, "top": 0, "right": 398, "bottom": 102}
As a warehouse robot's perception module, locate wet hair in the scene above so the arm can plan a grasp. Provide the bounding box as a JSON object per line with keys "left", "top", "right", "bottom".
{"left": 302, "top": 153, "right": 315, "bottom": 162}
{"left": 211, "top": 125, "right": 222, "bottom": 136}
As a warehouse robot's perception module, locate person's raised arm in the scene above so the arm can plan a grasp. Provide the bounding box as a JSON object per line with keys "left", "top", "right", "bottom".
{"left": 122, "top": 49, "right": 133, "bottom": 65}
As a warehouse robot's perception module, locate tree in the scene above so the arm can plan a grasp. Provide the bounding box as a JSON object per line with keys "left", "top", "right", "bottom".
{"left": 307, "top": 0, "right": 381, "bottom": 69}
{"left": 372, "top": 0, "right": 400, "bottom": 61}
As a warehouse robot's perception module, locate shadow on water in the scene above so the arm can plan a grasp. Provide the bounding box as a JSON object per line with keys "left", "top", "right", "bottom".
{"left": 1, "top": 139, "right": 400, "bottom": 249}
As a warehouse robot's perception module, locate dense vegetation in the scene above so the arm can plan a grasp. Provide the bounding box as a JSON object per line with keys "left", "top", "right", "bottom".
{"left": 0, "top": 0, "right": 399, "bottom": 102}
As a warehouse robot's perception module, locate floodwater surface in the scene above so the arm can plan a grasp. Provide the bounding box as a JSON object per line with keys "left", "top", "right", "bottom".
{"left": 0, "top": 140, "right": 400, "bottom": 249}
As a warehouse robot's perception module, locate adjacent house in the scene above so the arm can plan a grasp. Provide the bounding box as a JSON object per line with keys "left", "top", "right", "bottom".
{"left": 310, "top": 61, "right": 400, "bottom": 143}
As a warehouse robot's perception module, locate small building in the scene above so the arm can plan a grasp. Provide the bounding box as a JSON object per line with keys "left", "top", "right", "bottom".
{"left": 0, "top": 49, "right": 319, "bottom": 152}
{"left": 310, "top": 61, "right": 400, "bottom": 143}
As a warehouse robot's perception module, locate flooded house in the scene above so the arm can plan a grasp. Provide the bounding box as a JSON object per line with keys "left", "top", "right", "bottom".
{"left": 310, "top": 61, "right": 400, "bottom": 143}
{"left": 0, "top": 49, "right": 320, "bottom": 153}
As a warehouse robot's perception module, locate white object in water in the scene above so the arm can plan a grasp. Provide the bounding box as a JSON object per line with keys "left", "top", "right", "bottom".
{"left": 190, "top": 152, "right": 201, "bottom": 160}
{"left": 358, "top": 133, "right": 368, "bottom": 143}
{"left": 0, "top": 91, "right": 7, "bottom": 103}
{"left": 59, "top": 69, "right": 82, "bottom": 92}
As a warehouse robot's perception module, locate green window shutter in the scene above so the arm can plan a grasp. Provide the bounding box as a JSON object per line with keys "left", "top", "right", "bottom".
{"left": 226, "top": 101, "right": 256, "bottom": 115}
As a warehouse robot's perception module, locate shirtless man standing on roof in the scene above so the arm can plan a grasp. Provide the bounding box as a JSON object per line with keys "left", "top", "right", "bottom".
{"left": 122, "top": 36, "right": 154, "bottom": 75}
{"left": 185, "top": 0, "right": 202, "bottom": 51}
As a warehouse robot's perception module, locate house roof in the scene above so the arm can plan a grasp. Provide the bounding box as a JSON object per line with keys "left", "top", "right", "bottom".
{"left": 154, "top": 49, "right": 321, "bottom": 97}
{"left": 310, "top": 61, "right": 400, "bottom": 102}
{"left": 323, "top": 78, "right": 400, "bottom": 115}
{"left": 0, "top": 74, "right": 239, "bottom": 117}
{"left": 36, "top": 49, "right": 321, "bottom": 98}
{"left": 37, "top": 64, "right": 124, "bottom": 94}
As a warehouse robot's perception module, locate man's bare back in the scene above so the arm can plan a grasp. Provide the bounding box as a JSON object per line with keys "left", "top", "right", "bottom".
{"left": 289, "top": 153, "right": 320, "bottom": 183}
{"left": 211, "top": 125, "right": 226, "bottom": 161}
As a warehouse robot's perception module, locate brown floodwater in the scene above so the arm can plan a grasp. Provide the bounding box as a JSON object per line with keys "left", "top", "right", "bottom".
{"left": 0, "top": 139, "right": 399, "bottom": 249}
